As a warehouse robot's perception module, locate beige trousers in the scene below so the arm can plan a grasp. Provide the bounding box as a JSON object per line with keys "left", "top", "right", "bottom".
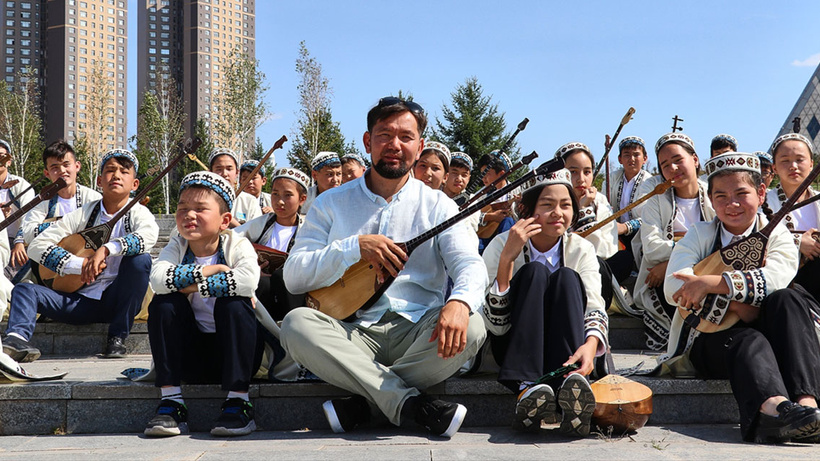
{"left": 280, "top": 307, "right": 487, "bottom": 425}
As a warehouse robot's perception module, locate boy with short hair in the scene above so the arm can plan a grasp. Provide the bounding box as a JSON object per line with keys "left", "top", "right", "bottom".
{"left": 444, "top": 152, "right": 472, "bottom": 203}
{"left": 145, "top": 171, "right": 260, "bottom": 437}
{"left": 209, "top": 148, "right": 262, "bottom": 227}
{"left": 21, "top": 140, "right": 102, "bottom": 245}
{"left": 240, "top": 159, "right": 272, "bottom": 214}
{"left": 661, "top": 151, "right": 820, "bottom": 443}
{"left": 301, "top": 151, "right": 341, "bottom": 215}
{"left": 1, "top": 149, "right": 157, "bottom": 361}
{"left": 340, "top": 153, "right": 367, "bottom": 184}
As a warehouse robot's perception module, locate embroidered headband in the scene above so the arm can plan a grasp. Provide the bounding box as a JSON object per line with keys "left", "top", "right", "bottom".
{"left": 555, "top": 142, "right": 591, "bottom": 160}
{"left": 619, "top": 136, "right": 645, "bottom": 152}
{"left": 209, "top": 148, "right": 239, "bottom": 168}
{"left": 488, "top": 150, "right": 513, "bottom": 172}
{"left": 99, "top": 148, "right": 139, "bottom": 174}
{"left": 179, "top": 171, "right": 235, "bottom": 211}
{"left": 711, "top": 133, "right": 738, "bottom": 151}
{"left": 342, "top": 153, "right": 366, "bottom": 167}
{"left": 311, "top": 151, "right": 341, "bottom": 171}
{"left": 704, "top": 152, "right": 760, "bottom": 180}
{"left": 272, "top": 167, "right": 311, "bottom": 193}
{"left": 535, "top": 168, "right": 573, "bottom": 188}
{"left": 771, "top": 133, "right": 814, "bottom": 156}
{"left": 450, "top": 151, "right": 473, "bottom": 170}
{"left": 655, "top": 132, "right": 695, "bottom": 155}
{"left": 240, "top": 159, "right": 266, "bottom": 177}
{"left": 422, "top": 141, "right": 452, "bottom": 166}
{"left": 754, "top": 151, "right": 773, "bottom": 166}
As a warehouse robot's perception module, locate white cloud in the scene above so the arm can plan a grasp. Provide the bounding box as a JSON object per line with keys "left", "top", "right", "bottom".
{"left": 792, "top": 53, "right": 820, "bottom": 67}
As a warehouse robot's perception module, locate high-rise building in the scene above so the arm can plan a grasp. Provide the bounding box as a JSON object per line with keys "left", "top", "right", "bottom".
{"left": 137, "top": 0, "right": 256, "bottom": 139}
{"left": 0, "top": 0, "right": 128, "bottom": 150}
{"left": 775, "top": 63, "right": 820, "bottom": 150}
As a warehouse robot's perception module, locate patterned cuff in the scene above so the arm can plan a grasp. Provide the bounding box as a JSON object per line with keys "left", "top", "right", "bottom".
{"left": 197, "top": 270, "right": 238, "bottom": 297}
{"left": 700, "top": 293, "right": 731, "bottom": 325}
{"left": 723, "top": 269, "right": 767, "bottom": 307}
{"left": 165, "top": 264, "right": 205, "bottom": 291}
{"left": 114, "top": 233, "right": 146, "bottom": 256}
{"left": 13, "top": 228, "right": 24, "bottom": 245}
{"left": 38, "top": 244, "right": 73, "bottom": 275}
{"left": 583, "top": 310, "right": 609, "bottom": 347}
{"left": 576, "top": 206, "right": 596, "bottom": 228}
{"left": 794, "top": 233, "right": 802, "bottom": 248}
{"left": 483, "top": 292, "right": 511, "bottom": 327}
{"left": 625, "top": 218, "right": 641, "bottom": 236}
{"left": 35, "top": 222, "right": 53, "bottom": 237}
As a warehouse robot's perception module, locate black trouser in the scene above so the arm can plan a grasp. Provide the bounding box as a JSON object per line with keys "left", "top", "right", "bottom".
{"left": 148, "top": 292, "right": 260, "bottom": 392}
{"left": 793, "top": 258, "right": 820, "bottom": 303}
{"left": 689, "top": 287, "right": 820, "bottom": 441}
{"left": 606, "top": 233, "right": 636, "bottom": 284}
{"left": 493, "top": 263, "right": 586, "bottom": 392}
{"left": 598, "top": 257, "right": 614, "bottom": 310}
{"left": 255, "top": 267, "right": 305, "bottom": 322}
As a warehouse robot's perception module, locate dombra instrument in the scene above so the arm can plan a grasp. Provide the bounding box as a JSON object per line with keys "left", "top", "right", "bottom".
{"left": 305, "top": 156, "right": 565, "bottom": 320}
{"left": 33, "top": 138, "right": 202, "bottom": 293}
{"left": 235, "top": 135, "right": 287, "bottom": 194}
{"left": 253, "top": 243, "right": 287, "bottom": 276}
{"left": 592, "top": 107, "right": 636, "bottom": 181}
{"left": 0, "top": 178, "right": 67, "bottom": 233}
{"left": 0, "top": 176, "right": 48, "bottom": 209}
{"left": 680, "top": 160, "right": 820, "bottom": 333}
{"left": 471, "top": 152, "right": 538, "bottom": 239}
{"left": 577, "top": 179, "right": 673, "bottom": 238}
{"left": 590, "top": 350, "right": 652, "bottom": 433}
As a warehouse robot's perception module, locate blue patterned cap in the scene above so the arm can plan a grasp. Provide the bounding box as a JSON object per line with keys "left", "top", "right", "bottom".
{"left": 619, "top": 136, "right": 645, "bottom": 152}
{"left": 179, "top": 171, "right": 235, "bottom": 211}
{"left": 450, "top": 151, "right": 473, "bottom": 170}
{"left": 488, "top": 150, "right": 512, "bottom": 172}
{"left": 100, "top": 148, "right": 139, "bottom": 174}
{"left": 272, "top": 167, "right": 311, "bottom": 192}
{"left": 754, "top": 151, "right": 773, "bottom": 165}
{"left": 423, "top": 141, "right": 452, "bottom": 166}
{"left": 655, "top": 132, "right": 695, "bottom": 155}
{"left": 554, "top": 142, "right": 591, "bottom": 160}
{"left": 208, "top": 148, "right": 239, "bottom": 168}
{"left": 771, "top": 133, "right": 814, "bottom": 156}
{"left": 0, "top": 139, "right": 10, "bottom": 155}
{"left": 240, "top": 159, "right": 266, "bottom": 177}
{"left": 311, "top": 151, "right": 341, "bottom": 171}
{"left": 342, "top": 152, "right": 367, "bottom": 167}
{"left": 711, "top": 133, "right": 738, "bottom": 151}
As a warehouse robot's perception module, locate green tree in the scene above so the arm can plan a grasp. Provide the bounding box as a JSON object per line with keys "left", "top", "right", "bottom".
{"left": 76, "top": 60, "right": 114, "bottom": 187}
{"left": 432, "top": 77, "right": 521, "bottom": 179}
{"left": 287, "top": 41, "right": 359, "bottom": 172}
{"left": 0, "top": 67, "right": 44, "bottom": 180}
{"left": 211, "top": 46, "right": 269, "bottom": 164}
{"left": 136, "top": 71, "right": 187, "bottom": 214}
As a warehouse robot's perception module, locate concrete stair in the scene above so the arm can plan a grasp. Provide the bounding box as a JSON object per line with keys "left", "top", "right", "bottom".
{"left": 0, "top": 315, "right": 740, "bottom": 435}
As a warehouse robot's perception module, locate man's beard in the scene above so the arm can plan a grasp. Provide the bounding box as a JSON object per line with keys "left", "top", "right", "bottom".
{"left": 374, "top": 159, "right": 410, "bottom": 179}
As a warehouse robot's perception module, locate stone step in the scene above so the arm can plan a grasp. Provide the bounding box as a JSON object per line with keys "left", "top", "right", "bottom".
{"left": 0, "top": 351, "right": 737, "bottom": 435}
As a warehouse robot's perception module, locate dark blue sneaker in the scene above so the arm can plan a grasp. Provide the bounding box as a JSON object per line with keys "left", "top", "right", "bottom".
{"left": 211, "top": 398, "right": 256, "bottom": 437}
{"left": 144, "top": 399, "right": 189, "bottom": 437}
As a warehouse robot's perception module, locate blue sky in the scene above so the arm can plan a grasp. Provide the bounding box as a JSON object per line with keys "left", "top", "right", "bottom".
{"left": 128, "top": 1, "right": 820, "bottom": 172}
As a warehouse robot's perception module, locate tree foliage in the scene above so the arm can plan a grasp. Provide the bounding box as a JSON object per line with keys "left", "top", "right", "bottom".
{"left": 136, "top": 70, "right": 187, "bottom": 214}
{"left": 432, "top": 77, "right": 520, "bottom": 177}
{"left": 211, "top": 46, "right": 269, "bottom": 164}
{"left": 287, "top": 41, "right": 359, "bottom": 172}
{"left": 0, "top": 67, "right": 44, "bottom": 179}
{"left": 76, "top": 60, "right": 114, "bottom": 187}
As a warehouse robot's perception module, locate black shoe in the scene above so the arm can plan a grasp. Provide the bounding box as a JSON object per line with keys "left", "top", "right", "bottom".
{"left": 144, "top": 399, "right": 189, "bottom": 437}
{"left": 756, "top": 402, "right": 820, "bottom": 443}
{"left": 102, "top": 336, "right": 127, "bottom": 358}
{"left": 413, "top": 396, "right": 467, "bottom": 438}
{"left": 322, "top": 395, "right": 371, "bottom": 433}
{"left": 2, "top": 334, "right": 41, "bottom": 363}
{"left": 557, "top": 373, "right": 596, "bottom": 437}
{"left": 514, "top": 384, "right": 558, "bottom": 431}
{"left": 211, "top": 398, "right": 256, "bottom": 436}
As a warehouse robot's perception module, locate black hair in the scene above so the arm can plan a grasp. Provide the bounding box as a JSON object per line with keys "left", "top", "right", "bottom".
{"left": 272, "top": 176, "right": 308, "bottom": 196}
{"left": 710, "top": 138, "right": 737, "bottom": 154}
{"left": 449, "top": 157, "right": 472, "bottom": 171}
{"left": 417, "top": 149, "right": 450, "bottom": 173}
{"left": 43, "top": 139, "right": 77, "bottom": 169}
{"left": 517, "top": 183, "right": 581, "bottom": 228}
{"left": 477, "top": 155, "right": 507, "bottom": 174}
{"left": 706, "top": 170, "right": 762, "bottom": 196}
{"left": 657, "top": 141, "right": 700, "bottom": 179}
{"left": 366, "top": 100, "right": 427, "bottom": 134}
{"left": 102, "top": 156, "right": 136, "bottom": 174}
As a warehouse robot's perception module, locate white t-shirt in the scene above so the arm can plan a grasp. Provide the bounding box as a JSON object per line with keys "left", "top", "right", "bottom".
{"left": 189, "top": 253, "right": 219, "bottom": 333}
{"left": 266, "top": 222, "right": 296, "bottom": 253}
{"left": 74, "top": 203, "right": 126, "bottom": 300}
{"left": 791, "top": 204, "right": 819, "bottom": 232}
{"left": 619, "top": 175, "right": 637, "bottom": 220}
{"left": 57, "top": 195, "right": 78, "bottom": 216}
{"left": 673, "top": 197, "right": 701, "bottom": 233}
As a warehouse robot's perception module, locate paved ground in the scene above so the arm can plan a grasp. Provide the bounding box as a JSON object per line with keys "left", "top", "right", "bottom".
{"left": 0, "top": 425, "right": 816, "bottom": 460}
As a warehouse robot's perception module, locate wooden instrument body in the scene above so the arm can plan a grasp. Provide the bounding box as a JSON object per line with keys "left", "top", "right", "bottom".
{"left": 35, "top": 226, "right": 110, "bottom": 293}
{"left": 305, "top": 258, "right": 392, "bottom": 320}
{"left": 477, "top": 200, "right": 515, "bottom": 239}
{"left": 591, "top": 374, "right": 653, "bottom": 433}
{"left": 253, "top": 243, "right": 288, "bottom": 276}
